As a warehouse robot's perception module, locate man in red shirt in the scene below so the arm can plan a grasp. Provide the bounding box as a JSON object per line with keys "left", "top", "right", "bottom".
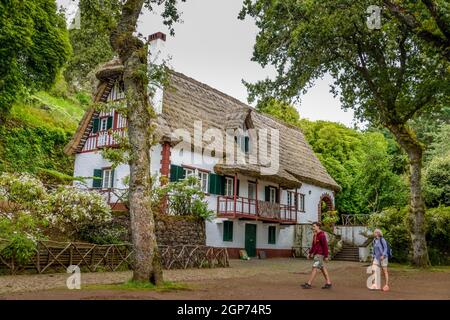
{"left": 301, "top": 222, "right": 332, "bottom": 289}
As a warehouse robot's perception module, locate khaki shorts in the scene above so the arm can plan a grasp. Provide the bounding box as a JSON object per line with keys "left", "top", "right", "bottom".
{"left": 312, "top": 254, "right": 325, "bottom": 269}
{"left": 373, "top": 257, "right": 388, "bottom": 267}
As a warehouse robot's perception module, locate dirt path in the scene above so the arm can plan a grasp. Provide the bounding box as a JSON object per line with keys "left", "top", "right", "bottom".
{"left": 1, "top": 259, "right": 449, "bottom": 300}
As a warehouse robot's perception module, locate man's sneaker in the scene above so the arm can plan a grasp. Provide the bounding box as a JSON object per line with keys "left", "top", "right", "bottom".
{"left": 301, "top": 283, "right": 312, "bottom": 289}
{"left": 322, "top": 283, "right": 332, "bottom": 289}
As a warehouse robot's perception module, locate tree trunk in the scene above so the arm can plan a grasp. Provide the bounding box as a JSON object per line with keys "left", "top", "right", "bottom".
{"left": 388, "top": 123, "right": 430, "bottom": 267}
{"left": 110, "top": 0, "right": 163, "bottom": 284}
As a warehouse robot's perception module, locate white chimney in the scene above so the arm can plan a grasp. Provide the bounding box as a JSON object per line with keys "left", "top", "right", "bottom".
{"left": 147, "top": 32, "right": 168, "bottom": 114}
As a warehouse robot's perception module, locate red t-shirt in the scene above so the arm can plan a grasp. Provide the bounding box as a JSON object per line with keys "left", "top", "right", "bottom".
{"left": 309, "top": 231, "right": 329, "bottom": 258}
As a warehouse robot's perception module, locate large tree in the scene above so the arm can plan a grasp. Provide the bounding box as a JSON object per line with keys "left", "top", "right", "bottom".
{"left": 0, "top": 0, "right": 71, "bottom": 116}
{"left": 240, "top": 0, "right": 449, "bottom": 266}
{"left": 382, "top": 0, "right": 450, "bottom": 61}
{"left": 109, "top": 0, "right": 184, "bottom": 284}
{"left": 65, "top": 0, "right": 121, "bottom": 89}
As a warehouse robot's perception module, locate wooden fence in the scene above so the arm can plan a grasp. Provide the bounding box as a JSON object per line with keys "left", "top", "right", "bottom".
{"left": 339, "top": 214, "right": 370, "bottom": 226}
{"left": 0, "top": 240, "right": 229, "bottom": 275}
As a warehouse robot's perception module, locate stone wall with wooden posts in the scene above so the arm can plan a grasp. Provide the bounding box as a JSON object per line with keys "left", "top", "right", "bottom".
{"left": 113, "top": 214, "right": 206, "bottom": 246}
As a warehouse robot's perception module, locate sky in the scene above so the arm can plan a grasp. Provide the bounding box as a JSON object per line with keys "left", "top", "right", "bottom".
{"left": 57, "top": 0, "right": 355, "bottom": 127}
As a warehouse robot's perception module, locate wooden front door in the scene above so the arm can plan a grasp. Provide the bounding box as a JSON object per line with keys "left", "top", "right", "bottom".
{"left": 245, "top": 224, "right": 257, "bottom": 257}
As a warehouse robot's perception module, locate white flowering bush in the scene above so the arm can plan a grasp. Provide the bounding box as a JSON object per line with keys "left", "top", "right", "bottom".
{"left": 0, "top": 172, "right": 112, "bottom": 263}
{"left": 46, "top": 186, "right": 112, "bottom": 236}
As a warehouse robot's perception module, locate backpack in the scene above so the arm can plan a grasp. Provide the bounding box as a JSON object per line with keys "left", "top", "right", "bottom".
{"left": 373, "top": 237, "right": 393, "bottom": 259}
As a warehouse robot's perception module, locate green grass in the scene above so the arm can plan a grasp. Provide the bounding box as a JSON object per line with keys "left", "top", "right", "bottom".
{"left": 83, "top": 280, "right": 190, "bottom": 292}
{"left": 9, "top": 91, "right": 87, "bottom": 133}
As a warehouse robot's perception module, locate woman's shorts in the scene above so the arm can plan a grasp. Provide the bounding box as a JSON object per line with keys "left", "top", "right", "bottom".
{"left": 373, "top": 258, "right": 388, "bottom": 267}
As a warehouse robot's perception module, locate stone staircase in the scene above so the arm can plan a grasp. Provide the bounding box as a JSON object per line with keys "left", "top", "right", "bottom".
{"left": 333, "top": 243, "right": 359, "bottom": 262}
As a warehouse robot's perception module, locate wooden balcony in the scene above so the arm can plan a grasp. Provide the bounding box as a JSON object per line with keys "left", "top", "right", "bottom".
{"left": 217, "top": 196, "right": 297, "bottom": 224}
{"left": 82, "top": 128, "right": 126, "bottom": 152}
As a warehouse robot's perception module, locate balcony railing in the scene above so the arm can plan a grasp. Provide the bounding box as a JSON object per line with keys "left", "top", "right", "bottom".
{"left": 339, "top": 214, "right": 370, "bottom": 226}
{"left": 82, "top": 128, "right": 127, "bottom": 152}
{"left": 217, "top": 196, "right": 297, "bottom": 224}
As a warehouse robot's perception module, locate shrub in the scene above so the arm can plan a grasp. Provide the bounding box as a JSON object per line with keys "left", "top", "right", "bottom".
{"left": 368, "top": 206, "right": 450, "bottom": 265}
{"left": 0, "top": 172, "right": 112, "bottom": 263}
{"left": 46, "top": 186, "right": 112, "bottom": 237}
{"left": 423, "top": 154, "right": 450, "bottom": 208}
{"left": 153, "top": 176, "right": 214, "bottom": 221}
{"left": 79, "top": 222, "right": 129, "bottom": 245}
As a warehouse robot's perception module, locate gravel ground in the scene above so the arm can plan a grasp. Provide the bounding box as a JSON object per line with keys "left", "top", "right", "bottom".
{"left": 1, "top": 259, "right": 449, "bottom": 300}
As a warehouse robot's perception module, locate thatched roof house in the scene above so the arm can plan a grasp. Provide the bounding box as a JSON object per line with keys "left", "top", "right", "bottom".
{"left": 65, "top": 60, "right": 340, "bottom": 192}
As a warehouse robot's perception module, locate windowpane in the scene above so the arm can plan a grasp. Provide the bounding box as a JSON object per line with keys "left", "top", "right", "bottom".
{"left": 100, "top": 118, "right": 108, "bottom": 131}
{"left": 248, "top": 182, "right": 256, "bottom": 199}
{"left": 197, "top": 171, "right": 209, "bottom": 193}
{"left": 299, "top": 194, "right": 305, "bottom": 212}
{"left": 102, "top": 169, "right": 111, "bottom": 188}
{"left": 269, "top": 187, "right": 276, "bottom": 203}
{"left": 225, "top": 178, "right": 234, "bottom": 197}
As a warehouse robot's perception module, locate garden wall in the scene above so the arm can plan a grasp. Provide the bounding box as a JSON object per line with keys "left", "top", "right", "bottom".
{"left": 113, "top": 214, "right": 206, "bottom": 246}
{"left": 155, "top": 214, "right": 206, "bottom": 246}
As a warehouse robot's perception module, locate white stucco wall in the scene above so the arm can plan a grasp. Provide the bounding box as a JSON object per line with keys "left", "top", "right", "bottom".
{"left": 73, "top": 146, "right": 335, "bottom": 252}
{"left": 205, "top": 219, "right": 294, "bottom": 250}
{"left": 297, "top": 183, "right": 335, "bottom": 224}
{"left": 73, "top": 144, "right": 162, "bottom": 190}
{"left": 335, "top": 226, "right": 369, "bottom": 246}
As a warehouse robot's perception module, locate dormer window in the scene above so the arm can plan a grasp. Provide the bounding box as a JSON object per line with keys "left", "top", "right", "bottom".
{"left": 235, "top": 134, "right": 250, "bottom": 153}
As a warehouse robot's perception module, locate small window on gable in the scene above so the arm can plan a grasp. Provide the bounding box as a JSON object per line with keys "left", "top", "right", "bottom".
{"left": 100, "top": 118, "right": 108, "bottom": 131}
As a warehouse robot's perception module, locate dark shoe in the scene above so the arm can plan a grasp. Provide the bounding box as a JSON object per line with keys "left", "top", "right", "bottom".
{"left": 322, "top": 283, "right": 332, "bottom": 289}
{"left": 301, "top": 283, "right": 312, "bottom": 289}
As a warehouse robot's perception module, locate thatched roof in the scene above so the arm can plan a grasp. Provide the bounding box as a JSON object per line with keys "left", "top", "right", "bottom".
{"left": 65, "top": 60, "right": 340, "bottom": 191}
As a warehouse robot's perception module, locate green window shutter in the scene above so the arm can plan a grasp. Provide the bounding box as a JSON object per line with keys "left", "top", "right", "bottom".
{"left": 265, "top": 186, "right": 270, "bottom": 202}
{"left": 93, "top": 169, "right": 103, "bottom": 188}
{"left": 209, "top": 173, "right": 221, "bottom": 195}
{"left": 110, "top": 169, "right": 115, "bottom": 188}
{"left": 236, "top": 179, "right": 240, "bottom": 197}
{"left": 223, "top": 221, "right": 233, "bottom": 242}
{"left": 268, "top": 226, "right": 276, "bottom": 244}
{"left": 92, "top": 118, "right": 100, "bottom": 134}
{"left": 276, "top": 188, "right": 280, "bottom": 203}
{"left": 219, "top": 175, "right": 226, "bottom": 195}
{"left": 107, "top": 116, "right": 113, "bottom": 130}
{"left": 170, "top": 165, "right": 185, "bottom": 182}
{"left": 244, "top": 136, "right": 250, "bottom": 153}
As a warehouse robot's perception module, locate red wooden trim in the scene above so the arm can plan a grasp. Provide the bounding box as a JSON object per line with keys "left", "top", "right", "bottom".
{"left": 113, "top": 110, "right": 118, "bottom": 130}
{"left": 233, "top": 173, "right": 237, "bottom": 219}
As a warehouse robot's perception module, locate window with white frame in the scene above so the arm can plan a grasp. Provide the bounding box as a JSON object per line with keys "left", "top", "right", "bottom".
{"left": 269, "top": 187, "right": 277, "bottom": 203}
{"left": 183, "top": 168, "right": 195, "bottom": 178}
{"left": 299, "top": 193, "right": 305, "bottom": 212}
{"left": 100, "top": 118, "right": 108, "bottom": 132}
{"left": 198, "top": 171, "right": 209, "bottom": 193}
{"left": 102, "top": 169, "right": 113, "bottom": 189}
{"left": 248, "top": 182, "right": 256, "bottom": 200}
{"left": 287, "top": 191, "right": 294, "bottom": 207}
{"left": 225, "top": 177, "right": 234, "bottom": 197}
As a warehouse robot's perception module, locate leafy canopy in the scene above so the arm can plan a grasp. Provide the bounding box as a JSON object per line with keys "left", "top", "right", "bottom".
{"left": 239, "top": 0, "right": 449, "bottom": 127}
{"left": 0, "top": 0, "right": 71, "bottom": 114}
